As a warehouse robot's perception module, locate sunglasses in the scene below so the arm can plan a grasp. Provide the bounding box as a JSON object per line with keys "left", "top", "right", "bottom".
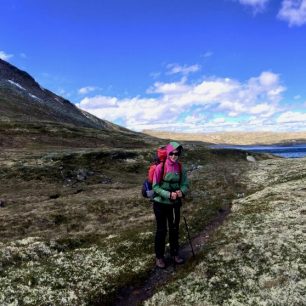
{"left": 169, "top": 152, "right": 179, "bottom": 156}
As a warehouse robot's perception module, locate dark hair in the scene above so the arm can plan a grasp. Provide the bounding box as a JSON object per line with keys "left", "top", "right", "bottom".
{"left": 177, "top": 145, "right": 183, "bottom": 156}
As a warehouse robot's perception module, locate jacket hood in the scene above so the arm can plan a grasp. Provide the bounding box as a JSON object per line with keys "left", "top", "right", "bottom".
{"left": 166, "top": 141, "right": 183, "bottom": 156}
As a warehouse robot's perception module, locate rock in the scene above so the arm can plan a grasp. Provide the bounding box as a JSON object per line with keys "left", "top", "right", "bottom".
{"left": 77, "top": 173, "right": 86, "bottom": 181}
{"left": 0, "top": 200, "right": 5, "bottom": 207}
{"left": 100, "top": 175, "right": 112, "bottom": 184}
{"left": 246, "top": 153, "right": 256, "bottom": 162}
{"left": 49, "top": 194, "right": 60, "bottom": 199}
{"left": 76, "top": 169, "right": 89, "bottom": 181}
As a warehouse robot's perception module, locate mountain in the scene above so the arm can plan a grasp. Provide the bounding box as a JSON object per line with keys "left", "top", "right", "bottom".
{"left": 0, "top": 59, "right": 156, "bottom": 149}
{"left": 0, "top": 58, "right": 128, "bottom": 130}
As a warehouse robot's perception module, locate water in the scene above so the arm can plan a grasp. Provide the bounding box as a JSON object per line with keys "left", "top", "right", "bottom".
{"left": 210, "top": 143, "right": 306, "bottom": 158}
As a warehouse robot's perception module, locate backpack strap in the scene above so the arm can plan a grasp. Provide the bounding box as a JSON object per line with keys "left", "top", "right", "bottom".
{"left": 148, "top": 164, "right": 157, "bottom": 184}
{"left": 162, "top": 161, "right": 167, "bottom": 181}
{"left": 178, "top": 162, "right": 182, "bottom": 185}
{"left": 152, "top": 161, "right": 166, "bottom": 185}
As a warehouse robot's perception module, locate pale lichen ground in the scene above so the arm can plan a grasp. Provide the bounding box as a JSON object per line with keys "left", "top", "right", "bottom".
{"left": 145, "top": 157, "right": 306, "bottom": 306}
{"left": 0, "top": 233, "right": 153, "bottom": 305}
{"left": 0, "top": 148, "right": 270, "bottom": 305}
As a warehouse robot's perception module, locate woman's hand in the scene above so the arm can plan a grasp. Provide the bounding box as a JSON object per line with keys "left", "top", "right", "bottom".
{"left": 170, "top": 192, "right": 178, "bottom": 200}
{"left": 176, "top": 190, "right": 183, "bottom": 198}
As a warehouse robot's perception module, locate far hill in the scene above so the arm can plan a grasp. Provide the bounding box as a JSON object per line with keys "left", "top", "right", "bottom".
{"left": 0, "top": 58, "right": 123, "bottom": 130}
{"left": 143, "top": 130, "right": 306, "bottom": 145}
{"left": 0, "top": 59, "right": 157, "bottom": 149}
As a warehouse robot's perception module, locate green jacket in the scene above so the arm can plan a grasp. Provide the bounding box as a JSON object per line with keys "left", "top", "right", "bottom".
{"left": 152, "top": 142, "right": 188, "bottom": 204}
{"left": 153, "top": 164, "right": 188, "bottom": 204}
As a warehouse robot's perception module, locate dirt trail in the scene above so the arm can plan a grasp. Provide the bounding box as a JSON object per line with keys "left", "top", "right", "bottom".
{"left": 113, "top": 205, "right": 231, "bottom": 306}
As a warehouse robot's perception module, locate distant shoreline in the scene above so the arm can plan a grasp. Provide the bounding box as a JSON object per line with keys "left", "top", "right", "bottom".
{"left": 210, "top": 144, "right": 306, "bottom": 158}
{"left": 143, "top": 130, "right": 306, "bottom": 146}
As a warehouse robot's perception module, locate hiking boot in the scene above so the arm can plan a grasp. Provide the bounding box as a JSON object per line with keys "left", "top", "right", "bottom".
{"left": 156, "top": 258, "right": 166, "bottom": 269}
{"left": 173, "top": 256, "right": 184, "bottom": 264}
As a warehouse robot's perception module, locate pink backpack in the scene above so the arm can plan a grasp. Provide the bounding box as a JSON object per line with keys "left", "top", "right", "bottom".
{"left": 142, "top": 146, "right": 182, "bottom": 199}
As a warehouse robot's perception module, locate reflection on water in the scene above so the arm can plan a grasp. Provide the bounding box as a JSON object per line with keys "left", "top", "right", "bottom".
{"left": 210, "top": 144, "right": 306, "bottom": 158}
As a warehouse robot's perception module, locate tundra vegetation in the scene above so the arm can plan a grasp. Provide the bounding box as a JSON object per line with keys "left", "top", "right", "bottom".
{"left": 145, "top": 157, "right": 306, "bottom": 306}
{"left": 0, "top": 125, "right": 305, "bottom": 305}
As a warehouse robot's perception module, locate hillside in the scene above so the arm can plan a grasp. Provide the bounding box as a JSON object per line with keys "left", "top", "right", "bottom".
{"left": 0, "top": 59, "right": 157, "bottom": 150}
{"left": 0, "top": 59, "right": 120, "bottom": 130}
{"left": 144, "top": 130, "right": 306, "bottom": 145}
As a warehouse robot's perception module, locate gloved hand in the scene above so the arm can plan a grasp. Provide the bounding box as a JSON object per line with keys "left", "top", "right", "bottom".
{"left": 170, "top": 192, "right": 178, "bottom": 200}
{"left": 175, "top": 190, "right": 183, "bottom": 198}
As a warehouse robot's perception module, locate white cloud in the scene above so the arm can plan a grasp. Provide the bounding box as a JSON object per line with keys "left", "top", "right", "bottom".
{"left": 184, "top": 114, "right": 207, "bottom": 124}
{"left": 77, "top": 70, "right": 287, "bottom": 132}
{"left": 0, "top": 50, "right": 13, "bottom": 61}
{"left": 20, "top": 53, "right": 27, "bottom": 59}
{"left": 166, "top": 63, "right": 201, "bottom": 75}
{"left": 249, "top": 103, "right": 277, "bottom": 116}
{"left": 276, "top": 111, "right": 306, "bottom": 123}
{"left": 148, "top": 80, "right": 190, "bottom": 95}
{"left": 239, "top": 0, "right": 269, "bottom": 5}
{"left": 278, "top": 0, "right": 306, "bottom": 26}
{"left": 212, "top": 117, "right": 226, "bottom": 124}
{"left": 77, "top": 96, "right": 172, "bottom": 127}
{"left": 258, "top": 71, "right": 279, "bottom": 87}
{"left": 194, "top": 79, "right": 239, "bottom": 98}
{"left": 246, "top": 71, "right": 285, "bottom": 103}
{"left": 78, "top": 86, "right": 97, "bottom": 95}
{"left": 78, "top": 96, "right": 118, "bottom": 108}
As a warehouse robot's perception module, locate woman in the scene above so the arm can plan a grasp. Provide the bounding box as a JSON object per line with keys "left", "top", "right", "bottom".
{"left": 152, "top": 141, "right": 189, "bottom": 268}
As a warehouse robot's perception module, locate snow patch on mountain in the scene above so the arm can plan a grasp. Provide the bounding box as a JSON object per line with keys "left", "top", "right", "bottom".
{"left": 54, "top": 97, "right": 64, "bottom": 104}
{"left": 29, "top": 93, "right": 42, "bottom": 102}
{"left": 7, "top": 80, "right": 26, "bottom": 91}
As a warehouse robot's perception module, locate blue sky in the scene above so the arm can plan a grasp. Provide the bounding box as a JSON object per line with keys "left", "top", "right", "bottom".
{"left": 1, "top": 0, "right": 306, "bottom": 132}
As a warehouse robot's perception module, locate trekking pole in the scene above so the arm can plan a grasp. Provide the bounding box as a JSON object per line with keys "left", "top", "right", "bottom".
{"left": 183, "top": 216, "right": 195, "bottom": 258}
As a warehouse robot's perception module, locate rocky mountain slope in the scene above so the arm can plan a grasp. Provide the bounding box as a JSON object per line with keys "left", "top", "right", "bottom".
{"left": 0, "top": 58, "right": 122, "bottom": 130}
{"left": 0, "top": 59, "right": 157, "bottom": 149}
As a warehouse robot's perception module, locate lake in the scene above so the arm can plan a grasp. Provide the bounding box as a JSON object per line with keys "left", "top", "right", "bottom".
{"left": 210, "top": 143, "right": 306, "bottom": 158}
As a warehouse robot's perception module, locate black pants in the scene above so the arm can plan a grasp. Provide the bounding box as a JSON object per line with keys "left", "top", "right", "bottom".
{"left": 153, "top": 201, "right": 181, "bottom": 258}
